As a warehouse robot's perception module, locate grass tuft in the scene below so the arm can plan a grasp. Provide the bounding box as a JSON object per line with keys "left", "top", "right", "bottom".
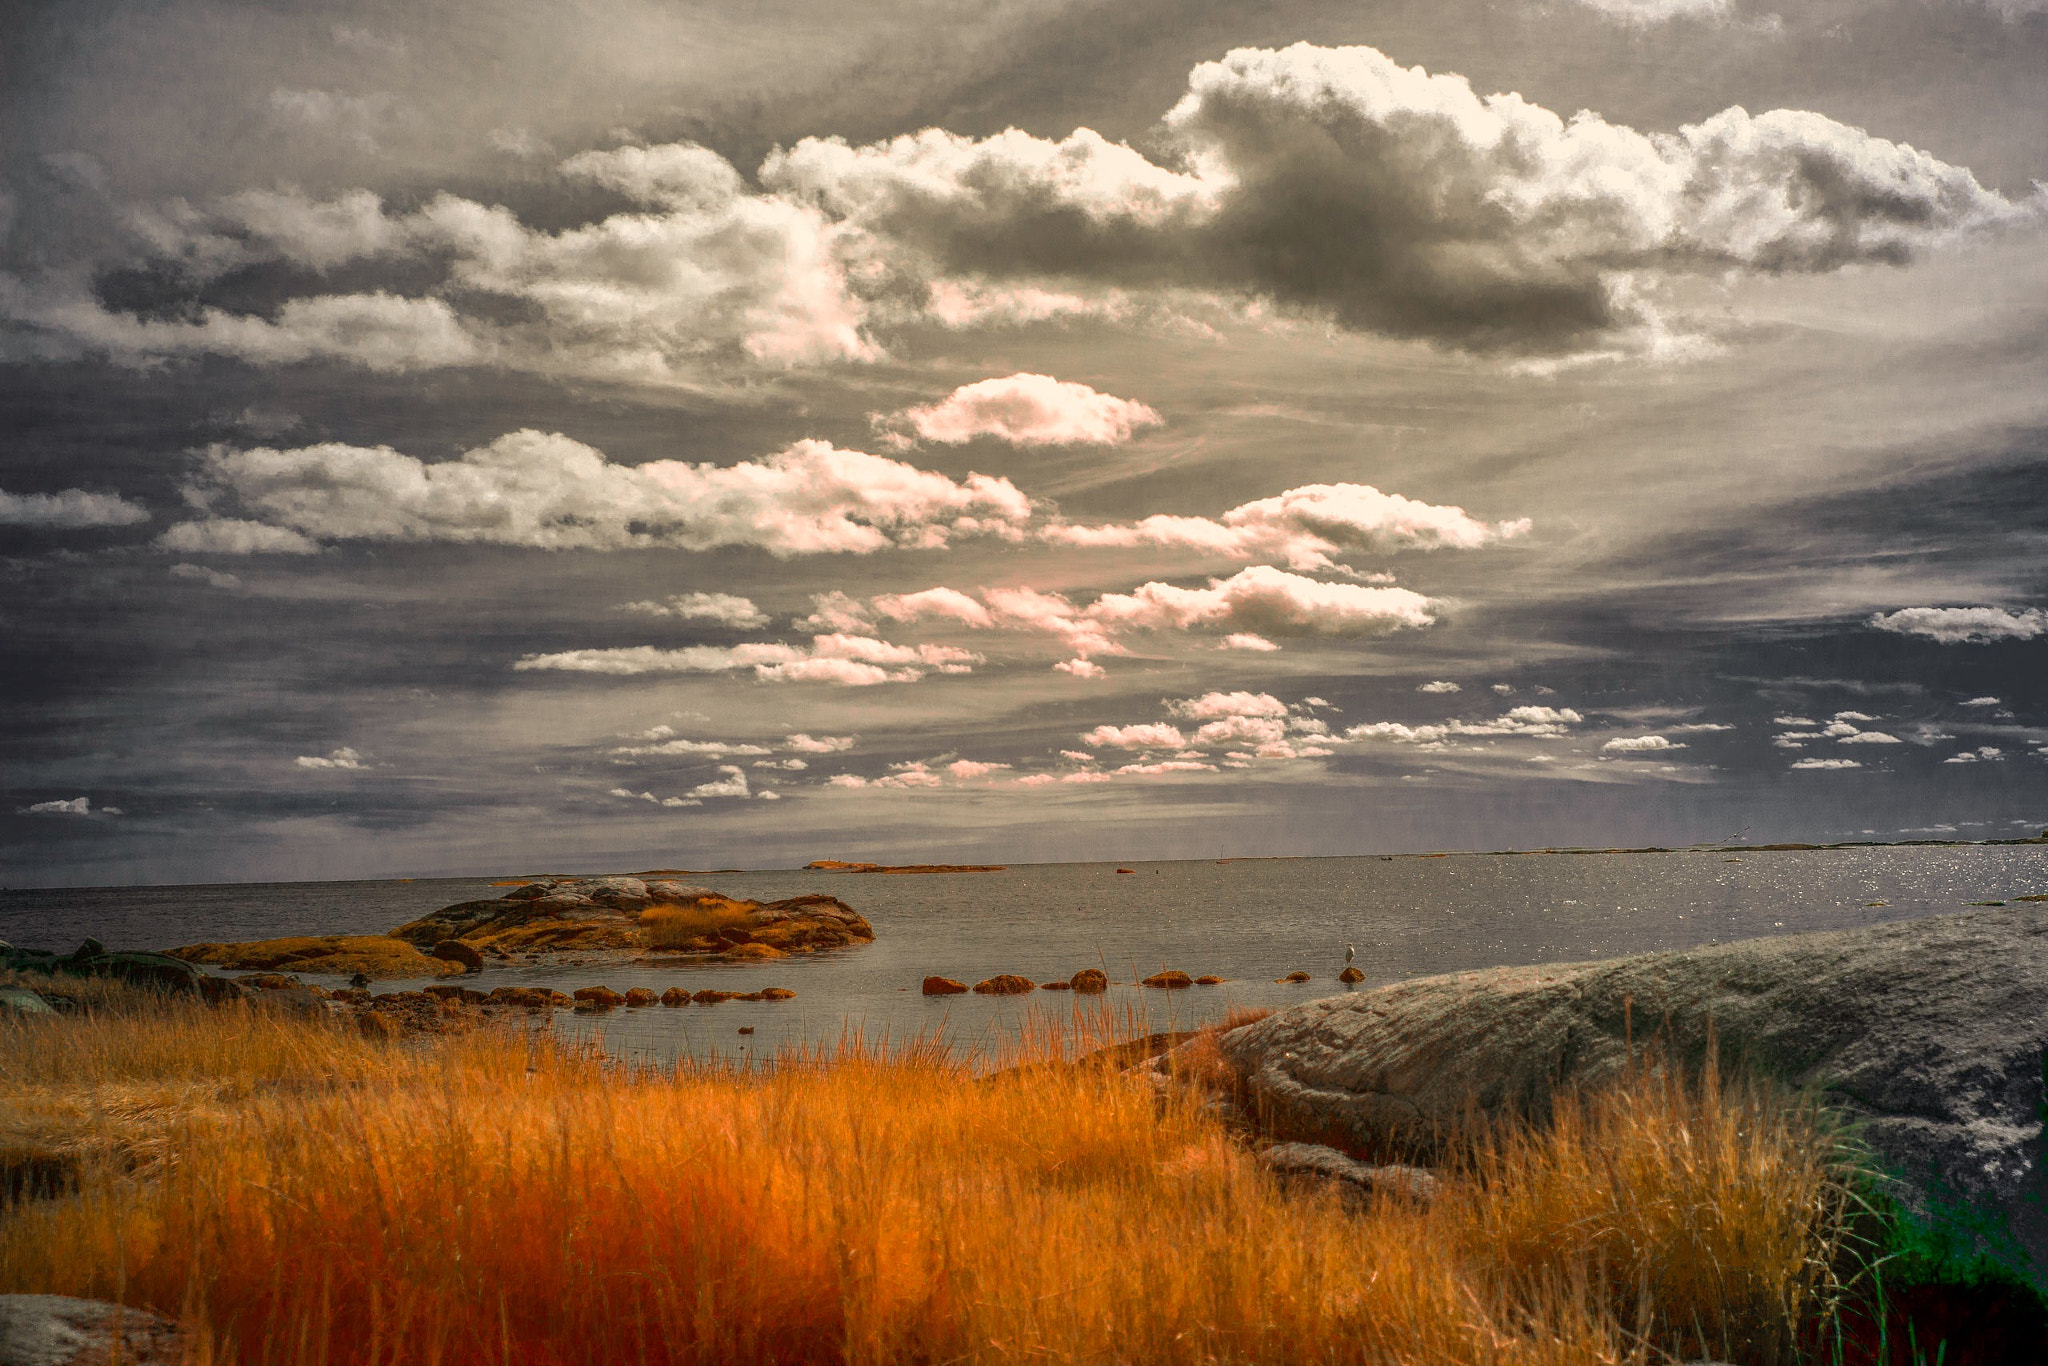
{"left": 1, "top": 997, "right": 1858, "bottom": 1365}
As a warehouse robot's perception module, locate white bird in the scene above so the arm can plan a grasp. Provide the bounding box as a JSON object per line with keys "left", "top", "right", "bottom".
{"left": 1345, "top": 944, "right": 1355, "bottom": 964}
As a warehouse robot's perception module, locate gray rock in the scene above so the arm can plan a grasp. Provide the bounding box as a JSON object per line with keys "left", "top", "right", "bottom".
{"left": 1214, "top": 904, "right": 2048, "bottom": 1265}
{"left": 0, "top": 1295, "right": 178, "bottom": 1366}
{"left": 1258, "top": 1141, "right": 1438, "bottom": 1202}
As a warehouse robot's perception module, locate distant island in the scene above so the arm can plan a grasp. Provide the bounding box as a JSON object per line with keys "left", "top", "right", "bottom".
{"left": 804, "top": 860, "right": 1008, "bottom": 874}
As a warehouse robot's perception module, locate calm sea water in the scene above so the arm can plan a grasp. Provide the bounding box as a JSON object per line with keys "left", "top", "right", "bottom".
{"left": 4, "top": 846, "right": 2044, "bottom": 1063}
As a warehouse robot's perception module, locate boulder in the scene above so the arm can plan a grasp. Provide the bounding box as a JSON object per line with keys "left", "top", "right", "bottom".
{"left": 973, "top": 975, "right": 1036, "bottom": 996}
{"left": 1258, "top": 1142, "right": 1438, "bottom": 1204}
{"left": 623, "top": 988, "right": 658, "bottom": 1006}
{"left": 1338, "top": 966, "right": 1365, "bottom": 984}
{"left": 660, "top": 987, "right": 691, "bottom": 1007}
{"left": 423, "top": 985, "right": 486, "bottom": 1005}
{"left": 0, "top": 1295, "right": 180, "bottom": 1366}
{"left": 758, "top": 987, "right": 796, "bottom": 1001}
{"left": 1142, "top": 970, "right": 1193, "bottom": 989}
{"left": 692, "top": 989, "right": 739, "bottom": 1005}
{"left": 431, "top": 940, "right": 485, "bottom": 972}
{"left": 489, "top": 987, "right": 568, "bottom": 1009}
{"left": 571, "top": 986, "right": 624, "bottom": 1007}
{"left": 922, "top": 976, "right": 969, "bottom": 996}
{"left": 1209, "top": 905, "right": 2048, "bottom": 1268}
{"left": 1041, "top": 980, "right": 1073, "bottom": 990}
{"left": 1069, "top": 968, "right": 1109, "bottom": 994}
{"left": 1276, "top": 971, "right": 1311, "bottom": 983}
{"left": 1195, "top": 975, "right": 1225, "bottom": 985}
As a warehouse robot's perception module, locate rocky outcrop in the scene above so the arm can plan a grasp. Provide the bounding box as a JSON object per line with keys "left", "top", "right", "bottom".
{"left": 431, "top": 940, "right": 484, "bottom": 972}
{"left": 1257, "top": 1142, "right": 1438, "bottom": 1204}
{"left": 0, "top": 1295, "right": 180, "bottom": 1366}
{"left": 1203, "top": 905, "right": 2048, "bottom": 1267}
{"left": 168, "top": 935, "right": 463, "bottom": 979}
{"left": 380, "top": 879, "right": 874, "bottom": 961}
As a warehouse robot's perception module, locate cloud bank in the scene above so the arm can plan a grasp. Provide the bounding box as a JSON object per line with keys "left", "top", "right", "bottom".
{"left": 162, "top": 431, "right": 1031, "bottom": 556}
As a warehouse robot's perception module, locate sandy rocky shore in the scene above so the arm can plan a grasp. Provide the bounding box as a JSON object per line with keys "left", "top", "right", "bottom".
{"left": 8, "top": 893, "right": 2047, "bottom": 1361}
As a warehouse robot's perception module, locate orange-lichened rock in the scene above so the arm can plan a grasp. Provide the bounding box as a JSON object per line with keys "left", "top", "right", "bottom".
{"left": 922, "top": 976, "right": 969, "bottom": 995}
{"left": 1069, "top": 968, "right": 1109, "bottom": 994}
{"left": 973, "top": 975, "right": 1035, "bottom": 996}
{"left": 1142, "top": 971, "right": 1193, "bottom": 989}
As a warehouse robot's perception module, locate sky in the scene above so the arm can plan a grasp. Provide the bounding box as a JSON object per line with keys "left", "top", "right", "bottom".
{"left": 2, "top": 0, "right": 2045, "bottom": 887}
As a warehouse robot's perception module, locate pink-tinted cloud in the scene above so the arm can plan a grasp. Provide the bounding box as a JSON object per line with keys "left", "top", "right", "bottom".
{"left": 896, "top": 373, "right": 1162, "bottom": 446}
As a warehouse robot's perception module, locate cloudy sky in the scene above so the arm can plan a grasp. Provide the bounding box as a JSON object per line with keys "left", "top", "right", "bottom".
{"left": 3, "top": 0, "right": 2046, "bottom": 886}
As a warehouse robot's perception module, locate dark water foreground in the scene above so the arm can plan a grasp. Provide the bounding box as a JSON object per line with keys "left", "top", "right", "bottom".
{"left": 4, "top": 845, "right": 2043, "bottom": 1063}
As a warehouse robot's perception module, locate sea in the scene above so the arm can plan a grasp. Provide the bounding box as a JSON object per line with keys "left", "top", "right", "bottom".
{"left": 4, "top": 845, "right": 2044, "bottom": 1064}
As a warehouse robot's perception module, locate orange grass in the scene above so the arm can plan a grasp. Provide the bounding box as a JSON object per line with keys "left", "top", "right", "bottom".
{"left": 0, "top": 1004, "right": 1850, "bottom": 1366}
{"left": 639, "top": 898, "right": 752, "bottom": 949}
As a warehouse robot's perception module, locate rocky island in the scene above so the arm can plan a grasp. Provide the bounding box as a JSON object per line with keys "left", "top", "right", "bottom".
{"left": 168, "top": 875, "right": 874, "bottom": 977}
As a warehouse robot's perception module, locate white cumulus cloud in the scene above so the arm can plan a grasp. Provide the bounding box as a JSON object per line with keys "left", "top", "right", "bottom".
{"left": 0, "top": 487, "right": 149, "bottom": 529}
{"left": 1043, "top": 482, "right": 1528, "bottom": 570}
{"left": 617, "top": 593, "right": 769, "bottom": 628}
{"left": 1791, "top": 758, "right": 1861, "bottom": 770}
{"left": 1870, "top": 606, "right": 2048, "bottom": 644}
{"left": 163, "top": 431, "right": 1031, "bottom": 556}
{"left": 1602, "top": 735, "right": 1685, "bottom": 752}
{"left": 294, "top": 747, "right": 365, "bottom": 770}
{"left": 514, "top": 635, "right": 979, "bottom": 685}
{"left": 895, "top": 373, "right": 1162, "bottom": 446}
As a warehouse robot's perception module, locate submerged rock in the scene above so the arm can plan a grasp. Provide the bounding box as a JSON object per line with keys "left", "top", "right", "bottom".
{"left": 623, "top": 988, "right": 658, "bottom": 1006}
{"left": 1277, "top": 971, "right": 1311, "bottom": 983}
{"left": 1195, "top": 975, "right": 1225, "bottom": 985}
{"left": 1211, "top": 904, "right": 2048, "bottom": 1269}
{"left": 1142, "top": 970, "right": 1193, "bottom": 989}
{"left": 922, "top": 976, "right": 969, "bottom": 995}
{"left": 973, "top": 974, "right": 1036, "bottom": 996}
{"left": 572, "top": 986, "right": 624, "bottom": 1008}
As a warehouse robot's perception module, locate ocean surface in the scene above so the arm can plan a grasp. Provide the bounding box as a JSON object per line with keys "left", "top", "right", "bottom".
{"left": 4, "top": 846, "right": 2044, "bottom": 1063}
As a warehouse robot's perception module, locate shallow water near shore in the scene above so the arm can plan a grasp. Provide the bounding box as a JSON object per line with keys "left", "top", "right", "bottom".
{"left": 4, "top": 845, "right": 2044, "bottom": 1063}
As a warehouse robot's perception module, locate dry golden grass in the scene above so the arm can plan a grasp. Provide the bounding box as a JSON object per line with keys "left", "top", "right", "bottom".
{"left": 639, "top": 896, "right": 753, "bottom": 948}
{"left": 165, "top": 935, "right": 463, "bottom": 978}
{"left": 0, "top": 1000, "right": 1851, "bottom": 1366}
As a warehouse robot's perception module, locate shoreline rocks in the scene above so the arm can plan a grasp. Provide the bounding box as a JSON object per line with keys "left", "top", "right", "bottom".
{"left": 973, "top": 974, "right": 1035, "bottom": 996}
{"left": 173, "top": 878, "right": 874, "bottom": 972}
{"left": 0, "top": 1294, "right": 180, "bottom": 1366}
{"left": 1196, "top": 904, "right": 2048, "bottom": 1271}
